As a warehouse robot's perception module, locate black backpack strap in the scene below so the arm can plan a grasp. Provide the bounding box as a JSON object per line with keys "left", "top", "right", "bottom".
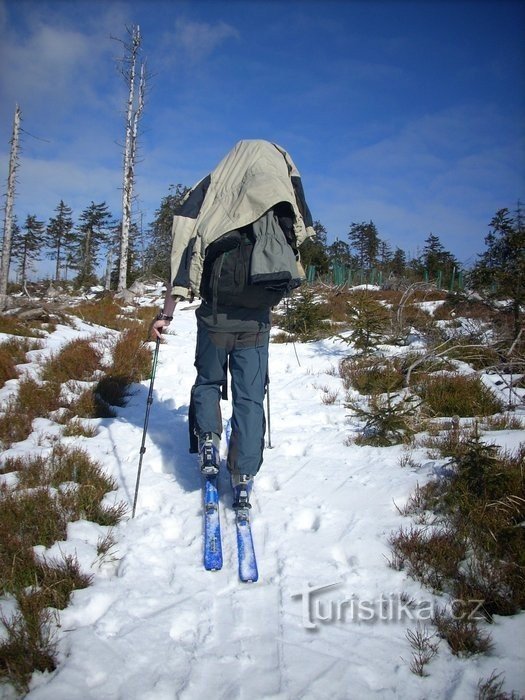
{"left": 211, "top": 253, "right": 226, "bottom": 325}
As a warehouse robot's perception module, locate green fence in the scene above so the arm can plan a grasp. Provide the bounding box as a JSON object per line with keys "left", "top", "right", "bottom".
{"left": 305, "top": 265, "right": 464, "bottom": 291}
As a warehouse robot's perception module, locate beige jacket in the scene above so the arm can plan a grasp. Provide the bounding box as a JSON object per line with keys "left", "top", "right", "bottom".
{"left": 170, "top": 140, "right": 315, "bottom": 300}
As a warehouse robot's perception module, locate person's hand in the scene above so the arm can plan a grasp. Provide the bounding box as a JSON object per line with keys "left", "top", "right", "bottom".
{"left": 150, "top": 318, "right": 171, "bottom": 339}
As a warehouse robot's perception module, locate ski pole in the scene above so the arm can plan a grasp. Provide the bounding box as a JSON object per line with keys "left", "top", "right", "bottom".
{"left": 266, "top": 370, "right": 272, "bottom": 449}
{"left": 132, "top": 335, "right": 161, "bottom": 518}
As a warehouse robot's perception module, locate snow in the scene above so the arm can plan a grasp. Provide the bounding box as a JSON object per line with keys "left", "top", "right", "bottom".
{"left": 1, "top": 301, "right": 524, "bottom": 699}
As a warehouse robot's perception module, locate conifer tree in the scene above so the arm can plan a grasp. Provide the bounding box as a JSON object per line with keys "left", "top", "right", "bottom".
{"left": 299, "top": 220, "right": 330, "bottom": 275}
{"left": 327, "top": 239, "right": 354, "bottom": 268}
{"left": 348, "top": 220, "right": 381, "bottom": 268}
{"left": 145, "top": 184, "right": 189, "bottom": 279}
{"left": 471, "top": 206, "right": 525, "bottom": 338}
{"left": 416, "top": 233, "right": 459, "bottom": 282}
{"left": 70, "top": 202, "right": 112, "bottom": 287}
{"left": 46, "top": 200, "right": 74, "bottom": 282}
{"left": 378, "top": 240, "right": 393, "bottom": 271}
{"left": 390, "top": 247, "right": 407, "bottom": 277}
{"left": 12, "top": 214, "right": 44, "bottom": 285}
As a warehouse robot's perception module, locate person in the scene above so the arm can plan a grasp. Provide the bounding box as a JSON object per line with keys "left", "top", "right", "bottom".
{"left": 151, "top": 139, "right": 314, "bottom": 511}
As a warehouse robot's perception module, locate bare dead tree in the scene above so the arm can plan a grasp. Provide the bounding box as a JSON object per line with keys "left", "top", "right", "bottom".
{"left": 0, "top": 104, "right": 22, "bottom": 306}
{"left": 116, "top": 26, "right": 146, "bottom": 292}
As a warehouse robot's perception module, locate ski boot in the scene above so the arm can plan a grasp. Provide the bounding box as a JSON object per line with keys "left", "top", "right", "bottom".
{"left": 231, "top": 473, "right": 253, "bottom": 520}
{"left": 198, "top": 432, "right": 220, "bottom": 476}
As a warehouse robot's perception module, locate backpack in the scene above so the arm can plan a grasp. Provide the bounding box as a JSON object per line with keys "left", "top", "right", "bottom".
{"left": 200, "top": 225, "right": 286, "bottom": 310}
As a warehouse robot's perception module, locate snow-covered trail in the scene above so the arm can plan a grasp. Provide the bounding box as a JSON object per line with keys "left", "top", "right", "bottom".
{"left": 21, "top": 303, "right": 524, "bottom": 700}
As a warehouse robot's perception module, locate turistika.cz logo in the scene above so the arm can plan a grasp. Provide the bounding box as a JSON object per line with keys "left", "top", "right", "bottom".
{"left": 291, "top": 582, "right": 485, "bottom": 630}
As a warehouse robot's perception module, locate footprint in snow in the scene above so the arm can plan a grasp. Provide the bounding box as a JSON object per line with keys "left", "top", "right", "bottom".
{"left": 255, "top": 474, "right": 281, "bottom": 492}
{"left": 294, "top": 509, "right": 321, "bottom": 532}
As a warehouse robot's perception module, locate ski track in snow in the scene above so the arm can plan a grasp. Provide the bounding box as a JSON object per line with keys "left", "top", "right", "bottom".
{"left": 1, "top": 301, "right": 524, "bottom": 699}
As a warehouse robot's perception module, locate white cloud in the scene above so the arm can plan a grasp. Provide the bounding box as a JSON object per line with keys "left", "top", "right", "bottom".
{"left": 0, "top": 154, "right": 121, "bottom": 223}
{"left": 160, "top": 17, "right": 239, "bottom": 66}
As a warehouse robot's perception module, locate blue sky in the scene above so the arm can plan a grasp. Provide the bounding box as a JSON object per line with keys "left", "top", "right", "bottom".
{"left": 0, "top": 0, "right": 524, "bottom": 276}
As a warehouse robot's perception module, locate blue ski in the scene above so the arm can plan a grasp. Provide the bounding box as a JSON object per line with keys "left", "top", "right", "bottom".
{"left": 235, "top": 510, "right": 258, "bottom": 583}
{"left": 203, "top": 476, "right": 223, "bottom": 571}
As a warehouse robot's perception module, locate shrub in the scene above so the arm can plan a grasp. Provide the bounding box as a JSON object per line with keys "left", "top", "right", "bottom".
{"left": 72, "top": 295, "right": 152, "bottom": 334}
{"left": 416, "top": 373, "right": 504, "bottom": 417}
{"left": 348, "top": 392, "right": 421, "bottom": 446}
{"left": 71, "top": 295, "right": 129, "bottom": 330}
{"left": 443, "top": 343, "right": 501, "bottom": 370}
{"left": 278, "top": 288, "right": 332, "bottom": 341}
{"left": 61, "top": 418, "right": 98, "bottom": 438}
{"left": 0, "top": 337, "right": 41, "bottom": 388}
{"left": 342, "top": 291, "right": 391, "bottom": 353}
{"left": 0, "top": 315, "right": 45, "bottom": 338}
{"left": 69, "top": 386, "right": 117, "bottom": 419}
{"left": 109, "top": 325, "right": 152, "bottom": 384}
{"left": 477, "top": 671, "right": 524, "bottom": 700}
{"left": 0, "top": 377, "right": 63, "bottom": 447}
{"left": 41, "top": 337, "right": 103, "bottom": 383}
{"left": 0, "top": 345, "right": 18, "bottom": 387}
{"left": 432, "top": 606, "right": 492, "bottom": 657}
{"left": 480, "top": 414, "right": 524, "bottom": 431}
{"left": 389, "top": 525, "right": 465, "bottom": 591}
{"left": 406, "top": 624, "right": 439, "bottom": 676}
{"left": 0, "top": 608, "right": 57, "bottom": 694}
{"left": 0, "top": 443, "right": 125, "bottom": 692}
{"left": 340, "top": 356, "right": 404, "bottom": 394}
{"left": 391, "top": 430, "right": 525, "bottom": 620}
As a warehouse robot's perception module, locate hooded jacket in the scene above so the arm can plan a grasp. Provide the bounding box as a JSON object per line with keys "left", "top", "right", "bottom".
{"left": 170, "top": 139, "right": 315, "bottom": 301}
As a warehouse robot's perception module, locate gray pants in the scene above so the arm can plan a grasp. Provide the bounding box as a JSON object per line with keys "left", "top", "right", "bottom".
{"left": 189, "top": 322, "right": 269, "bottom": 477}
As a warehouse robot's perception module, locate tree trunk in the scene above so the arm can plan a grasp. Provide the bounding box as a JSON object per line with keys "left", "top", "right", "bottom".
{"left": 0, "top": 105, "right": 21, "bottom": 305}
{"left": 117, "top": 26, "right": 145, "bottom": 292}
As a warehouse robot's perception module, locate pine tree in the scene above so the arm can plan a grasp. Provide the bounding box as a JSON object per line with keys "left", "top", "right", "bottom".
{"left": 470, "top": 206, "right": 525, "bottom": 338}
{"left": 70, "top": 202, "right": 112, "bottom": 287}
{"left": 298, "top": 220, "right": 330, "bottom": 276}
{"left": 46, "top": 200, "right": 74, "bottom": 282}
{"left": 390, "top": 247, "right": 407, "bottom": 277}
{"left": 144, "top": 184, "right": 189, "bottom": 279}
{"left": 378, "top": 240, "right": 393, "bottom": 271}
{"left": 343, "top": 290, "right": 391, "bottom": 354}
{"left": 12, "top": 214, "right": 44, "bottom": 285}
{"left": 417, "top": 233, "right": 459, "bottom": 282}
{"left": 327, "top": 239, "right": 354, "bottom": 268}
{"left": 348, "top": 220, "right": 380, "bottom": 268}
